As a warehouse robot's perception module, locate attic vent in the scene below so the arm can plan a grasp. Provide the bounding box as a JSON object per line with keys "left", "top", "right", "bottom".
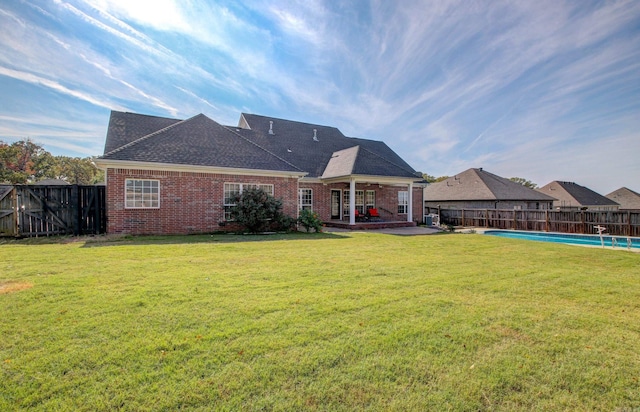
{"left": 268, "top": 121, "right": 274, "bottom": 135}
{"left": 313, "top": 129, "right": 318, "bottom": 141}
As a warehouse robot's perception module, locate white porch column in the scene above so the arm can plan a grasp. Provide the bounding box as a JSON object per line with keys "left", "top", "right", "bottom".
{"left": 349, "top": 178, "right": 356, "bottom": 225}
{"left": 407, "top": 182, "right": 413, "bottom": 222}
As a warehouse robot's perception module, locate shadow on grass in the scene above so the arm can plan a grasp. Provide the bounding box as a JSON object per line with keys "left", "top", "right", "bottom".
{"left": 78, "top": 231, "right": 350, "bottom": 248}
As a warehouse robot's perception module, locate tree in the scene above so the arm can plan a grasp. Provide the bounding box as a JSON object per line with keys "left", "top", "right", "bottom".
{"left": 0, "top": 139, "right": 54, "bottom": 183}
{"left": 422, "top": 173, "right": 450, "bottom": 183}
{"left": 55, "top": 156, "right": 105, "bottom": 185}
{"left": 509, "top": 177, "right": 538, "bottom": 189}
{"left": 230, "top": 188, "right": 293, "bottom": 233}
{"left": 0, "top": 139, "right": 104, "bottom": 184}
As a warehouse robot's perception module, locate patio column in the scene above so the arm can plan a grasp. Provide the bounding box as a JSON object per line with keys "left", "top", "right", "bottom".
{"left": 407, "top": 182, "right": 413, "bottom": 222}
{"left": 349, "top": 178, "right": 356, "bottom": 225}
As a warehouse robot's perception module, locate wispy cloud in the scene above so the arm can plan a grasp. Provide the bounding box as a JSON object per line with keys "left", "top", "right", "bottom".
{"left": 0, "top": 0, "right": 638, "bottom": 192}
{"left": 0, "top": 66, "right": 121, "bottom": 110}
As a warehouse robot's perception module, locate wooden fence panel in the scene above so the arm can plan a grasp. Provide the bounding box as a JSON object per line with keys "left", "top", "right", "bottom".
{"left": 0, "top": 185, "right": 17, "bottom": 236}
{"left": 0, "top": 185, "right": 105, "bottom": 237}
{"left": 436, "top": 208, "right": 640, "bottom": 237}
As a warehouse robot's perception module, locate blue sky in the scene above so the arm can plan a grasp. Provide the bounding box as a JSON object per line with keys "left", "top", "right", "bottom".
{"left": 1, "top": 0, "right": 639, "bottom": 194}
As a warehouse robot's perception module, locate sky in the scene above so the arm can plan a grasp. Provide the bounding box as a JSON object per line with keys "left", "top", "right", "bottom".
{"left": 1, "top": 0, "right": 639, "bottom": 194}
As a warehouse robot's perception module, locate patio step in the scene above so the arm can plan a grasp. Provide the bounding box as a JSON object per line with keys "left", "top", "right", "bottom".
{"left": 324, "top": 220, "right": 417, "bottom": 230}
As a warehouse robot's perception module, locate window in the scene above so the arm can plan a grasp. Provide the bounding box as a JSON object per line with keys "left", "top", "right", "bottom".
{"left": 366, "top": 190, "right": 375, "bottom": 211}
{"left": 343, "top": 190, "right": 350, "bottom": 216}
{"left": 224, "top": 183, "right": 274, "bottom": 220}
{"left": 125, "top": 179, "right": 159, "bottom": 209}
{"left": 355, "top": 190, "right": 364, "bottom": 214}
{"left": 299, "top": 188, "right": 312, "bottom": 211}
{"left": 344, "top": 189, "right": 368, "bottom": 215}
{"left": 398, "top": 191, "right": 408, "bottom": 214}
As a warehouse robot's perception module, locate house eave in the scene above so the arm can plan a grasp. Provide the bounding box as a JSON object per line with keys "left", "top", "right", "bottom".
{"left": 94, "top": 159, "right": 307, "bottom": 179}
{"left": 320, "top": 174, "right": 422, "bottom": 186}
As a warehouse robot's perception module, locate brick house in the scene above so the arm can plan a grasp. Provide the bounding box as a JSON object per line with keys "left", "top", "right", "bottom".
{"left": 536, "top": 181, "right": 619, "bottom": 211}
{"left": 424, "top": 168, "right": 556, "bottom": 211}
{"left": 95, "top": 111, "right": 424, "bottom": 235}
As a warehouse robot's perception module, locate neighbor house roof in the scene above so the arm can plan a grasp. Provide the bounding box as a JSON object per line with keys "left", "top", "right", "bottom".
{"left": 34, "top": 179, "right": 70, "bottom": 185}
{"left": 536, "top": 181, "right": 619, "bottom": 208}
{"left": 99, "top": 111, "right": 419, "bottom": 181}
{"left": 424, "top": 168, "right": 556, "bottom": 202}
{"left": 606, "top": 187, "right": 640, "bottom": 210}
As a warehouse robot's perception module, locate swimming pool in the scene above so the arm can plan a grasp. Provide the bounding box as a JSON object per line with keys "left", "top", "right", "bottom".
{"left": 484, "top": 230, "right": 640, "bottom": 249}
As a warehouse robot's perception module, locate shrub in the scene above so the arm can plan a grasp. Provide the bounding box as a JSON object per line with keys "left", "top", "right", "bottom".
{"left": 229, "top": 188, "right": 292, "bottom": 233}
{"left": 298, "top": 209, "right": 323, "bottom": 232}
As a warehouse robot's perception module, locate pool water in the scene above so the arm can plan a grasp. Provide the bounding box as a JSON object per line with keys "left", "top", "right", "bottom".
{"left": 484, "top": 230, "right": 640, "bottom": 249}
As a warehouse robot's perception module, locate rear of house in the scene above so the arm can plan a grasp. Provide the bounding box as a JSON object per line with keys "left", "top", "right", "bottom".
{"left": 95, "top": 111, "right": 424, "bottom": 235}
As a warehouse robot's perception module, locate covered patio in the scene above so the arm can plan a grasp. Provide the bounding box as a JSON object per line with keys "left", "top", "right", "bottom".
{"left": 319, "top": 145, "right": 421, "bottom": 227}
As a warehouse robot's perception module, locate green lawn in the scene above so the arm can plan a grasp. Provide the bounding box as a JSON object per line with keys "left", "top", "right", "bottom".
{"left": 1, "top": 232, "right": 639, "bottom": 411}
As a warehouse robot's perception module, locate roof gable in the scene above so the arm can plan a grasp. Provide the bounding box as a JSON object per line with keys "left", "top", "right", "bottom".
{"left": 424, "top": 168, "right": 556, "bottom": 201}
{"left": 104, "top": 111, "right": 181, "bottom": 154}
{"left": 606, "top": 187, "right": 640, "bottom": 210}
{"left": 537, "top": 181, "right": 618, "bottom": 207}
{"left": 321, "top": 146, "right": 359, "bottom": 179}
{"left": 101, "top": 113, "right": 302, "bottom": 173}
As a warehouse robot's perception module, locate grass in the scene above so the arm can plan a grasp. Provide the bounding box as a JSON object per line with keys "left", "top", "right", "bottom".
{"left": 1, "top": 231, "right": 639, "bottom": 411}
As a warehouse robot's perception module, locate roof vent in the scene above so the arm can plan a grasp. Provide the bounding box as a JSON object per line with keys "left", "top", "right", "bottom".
{"left": 268, "top": 121, "right": 274, "bottom": 135}
{"left": 313, "top": 129, "right": 318, "bottom": 141}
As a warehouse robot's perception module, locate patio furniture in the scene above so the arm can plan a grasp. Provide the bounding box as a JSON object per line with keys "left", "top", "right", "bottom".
{"left": 366, "top": 208, "right": 382, "bottom": 222}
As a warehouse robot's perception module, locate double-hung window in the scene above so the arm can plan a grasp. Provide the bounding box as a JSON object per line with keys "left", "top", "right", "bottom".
{"left": 355, "top": 190, "right": 364, "bottom": 214}
{"left": 366, "top": 190, "right": 375, "bottom": 211}
{"left": 398, "top": 191, "right": 408, "bottom": 214}
{"left": 343, "top": 190, "right": 350, "bottom": 216}
{"left": 125, "top": 179, "right": 160, "bottom": 208}
{"left": 299, "top": 188, "right": 312, "bottom": 211}
{"left": 224, "top": 183, "right": 274, "bottom": 220}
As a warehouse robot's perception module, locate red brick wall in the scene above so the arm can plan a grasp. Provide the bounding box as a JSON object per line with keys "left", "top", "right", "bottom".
{"left": 300, "top": 182, "right": 424, "bottom": 223}
{"left": 106, "top": 168, "right": 299, "bottom": 235}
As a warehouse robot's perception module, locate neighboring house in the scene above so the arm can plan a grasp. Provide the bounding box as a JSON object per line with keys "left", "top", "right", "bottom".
{"left": 95, "top": 111, "right": 423, "bottom": 235}
{"left": 536, "top": 181, "right": 619, "bottom": 211}
{"left": 424, "top": 168, "right": 555, "bottom": 210}
{"left": 606, "top": 187, "right": 640, "bottom": 210}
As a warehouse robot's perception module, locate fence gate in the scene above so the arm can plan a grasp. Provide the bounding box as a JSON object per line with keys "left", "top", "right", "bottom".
{"left": 0, "top": 185, "right": 105, "bottom": 237}
{"left": 0, "top": 185, "right": 17, "bottom": 236}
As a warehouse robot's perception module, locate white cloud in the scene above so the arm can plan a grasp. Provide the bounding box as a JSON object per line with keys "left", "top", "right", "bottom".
{"left": 0, "top": 66, "right": 122, "bottom": 110}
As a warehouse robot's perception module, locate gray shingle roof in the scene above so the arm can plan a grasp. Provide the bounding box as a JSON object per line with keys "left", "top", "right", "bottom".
{"left": 424, "top": 168, "right": 556, "bottom": 201}
{"left": 104, "top": 111, "right": 181, "bottom": 154}
{"left": 238, "top": 114, "right": 418, "bottom": 179}
{"left": 101, "top": 112, "right": 302, "bottom": 173}
{"left": 606, "top": 187, "right": 640, "bottom": 210}
{"left": 537, "top": 181, "right": 619, "bottom": 207}
{"left": 100, "top": 110, "right": 418, "bottom": 179}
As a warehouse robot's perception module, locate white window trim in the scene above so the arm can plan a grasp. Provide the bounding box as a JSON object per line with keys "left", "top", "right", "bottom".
{"left": 398, "top": 191, "right": 408, "bottom": 214}
{"left": 124, "top": 179, "right": 160, "bottom": 209}
{"left": 366, "top": 190, "right": 375, "bottom": 211}
{"left": 299, "top": 188, "right": 313, "bottom": 211}
{"left": 224, "top": 182, "right": 274, "bottom": 220}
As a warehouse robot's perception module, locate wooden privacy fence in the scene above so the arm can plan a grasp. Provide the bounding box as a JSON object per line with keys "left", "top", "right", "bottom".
{"left": 428, "top": 207, "right": 640, "bottom": 237}
{"left": 0, "top": 185, "right": 106, "bottom": 237}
